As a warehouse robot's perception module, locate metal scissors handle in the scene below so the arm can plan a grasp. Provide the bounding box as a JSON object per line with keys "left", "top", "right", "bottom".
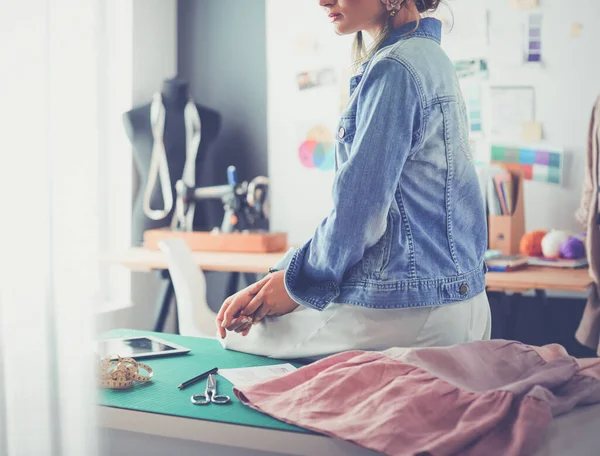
{"left": 190, "top": 374, "right": 231, "bottom": 405}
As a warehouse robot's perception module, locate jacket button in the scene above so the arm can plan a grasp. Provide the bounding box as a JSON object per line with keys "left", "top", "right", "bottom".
{"left": 459, "top": 283, "right": 469, "bottom": 295}
{"left": 338, "top": 127, "right": 345, "bottom": 139}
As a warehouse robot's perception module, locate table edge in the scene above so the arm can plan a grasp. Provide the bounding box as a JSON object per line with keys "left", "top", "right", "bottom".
{"left": 98, "top": 406, "right": 370, "bottom": 456}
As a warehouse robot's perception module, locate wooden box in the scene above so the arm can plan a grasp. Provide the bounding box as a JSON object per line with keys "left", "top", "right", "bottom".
{"left": 144, "top": 229, "right": 288, "bottom": 253}
{"left": 488, "top": 167, "right": 526, "bottom": 256}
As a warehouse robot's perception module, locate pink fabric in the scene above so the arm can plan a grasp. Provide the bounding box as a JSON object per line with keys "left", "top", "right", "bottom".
{"left": 234, "top": 341, "right": 600, "bottom": 456}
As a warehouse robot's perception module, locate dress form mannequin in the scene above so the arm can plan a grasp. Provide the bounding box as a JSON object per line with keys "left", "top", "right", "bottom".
{"left": 123, "top": 77, "right": 221, "bottom": 246}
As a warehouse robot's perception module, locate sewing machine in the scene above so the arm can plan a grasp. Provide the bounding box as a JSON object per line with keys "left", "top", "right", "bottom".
{"left": 143, "top": 166, "right": 286, "bottom": 253}
{"left": 173, "top": 166, "right": 269, "bottom": 233}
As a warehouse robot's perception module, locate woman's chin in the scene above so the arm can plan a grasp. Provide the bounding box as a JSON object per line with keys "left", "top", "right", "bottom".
{"left": 333, "top": 22, "right": 354, "bottom": 36}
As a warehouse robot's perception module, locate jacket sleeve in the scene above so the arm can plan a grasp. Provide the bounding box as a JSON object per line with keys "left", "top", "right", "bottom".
{"left": 284, "top": 57, "right": 423, "bottom": 310}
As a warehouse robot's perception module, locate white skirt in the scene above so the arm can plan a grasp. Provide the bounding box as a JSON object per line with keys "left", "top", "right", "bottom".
{"left": 219, "top": 292, "right": 492, "bottom": 360}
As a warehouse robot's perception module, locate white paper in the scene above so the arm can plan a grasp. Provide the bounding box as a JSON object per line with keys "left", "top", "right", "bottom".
{"left": 434, "top": 2, "right": 489, "bottom": 60}
{"left": 218, "top": 364, "right": 297, "bottom": 387}
{"left": 490, "top": 86, "right": 535, "bottom": 139}
{"left": 488, "top": 8, "right": 526, "bottom": 67}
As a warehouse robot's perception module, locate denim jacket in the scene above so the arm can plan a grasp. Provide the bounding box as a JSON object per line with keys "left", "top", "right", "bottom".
{"left": 280, "top": 18, "right": 487, "bottom": 311}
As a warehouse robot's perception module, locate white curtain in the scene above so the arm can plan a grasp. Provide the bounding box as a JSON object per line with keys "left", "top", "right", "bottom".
{"left": 0, "top": 1, "right": 129, "bottom": 454}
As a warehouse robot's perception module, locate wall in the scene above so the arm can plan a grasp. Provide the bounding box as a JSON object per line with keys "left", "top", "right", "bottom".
{"left": 97, "top": 0, "right": 179, "bottom": 333}
{"left": 266, "top": 0, "right": 600, "bottom": 243}
{"left": 462, "top": 0, "right": 600, "bottom": 234}
{"left": 177, "top": 0, "right": 269, "bottom": 310}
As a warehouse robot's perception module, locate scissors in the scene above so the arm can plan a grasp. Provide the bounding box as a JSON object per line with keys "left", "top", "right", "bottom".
{"left": 190, "top": 374, "right": 231, "bottom": 405}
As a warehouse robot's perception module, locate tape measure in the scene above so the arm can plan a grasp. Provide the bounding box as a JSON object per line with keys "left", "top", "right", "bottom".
{"left": 98, "top": 355, "right": 153, "bottom": 390}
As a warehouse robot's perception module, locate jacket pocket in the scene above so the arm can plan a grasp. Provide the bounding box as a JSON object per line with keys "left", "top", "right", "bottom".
{"left": 336, "top": 114, "right": 357, "bottom": 144}
{"left": 362, "top": 211, "right": 394, "bottom": 278}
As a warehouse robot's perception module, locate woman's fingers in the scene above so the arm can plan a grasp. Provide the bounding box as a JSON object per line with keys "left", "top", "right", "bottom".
{"left": 252, "top": 302, "right": 272, "bottom": 324}
{"left": 216, "top": 296, "right": 233, "bottom": 339}
{"left": 225, "top": 315, "right": 253, "bottom": 332}
{"left": 221, "top": 293, "right": 251, "bottom": 328}
{"left": 234, "top": 320, "right": 253, "bottom": 334}
{"left": 221, "top": 278, "right": 269, "bottom": 327}
{"left": 241, "top": 289, "right": 266, "bottom": 316}
{"left": 216, "top": 295, "right": 233, "bottom": 325}
{"left": 247, "top": 274, "right": 270, "bottom": 294}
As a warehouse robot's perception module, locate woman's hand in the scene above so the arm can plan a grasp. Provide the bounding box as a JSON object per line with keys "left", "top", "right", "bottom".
{"left": 216, "top": 271, "right": 299, "bottom": 338}
{"left": 216, "top": 278, "right": 268, "bottom": 339}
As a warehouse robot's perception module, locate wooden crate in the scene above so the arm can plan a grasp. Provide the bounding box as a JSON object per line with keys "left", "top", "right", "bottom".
{"left": 488, "top": 167, "right": 525, "bottom": 256}
{"left": 143, "top": 228, "right": 288, "bottom": 253}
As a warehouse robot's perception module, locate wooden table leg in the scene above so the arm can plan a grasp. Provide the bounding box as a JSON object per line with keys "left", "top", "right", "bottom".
{"left": 153, "top": 270, "right": 174, "bottom": 333}
{"left": 506, "top": 292, "right": 523, "bottom": 341}
{"left": 226, "top": 273, "right": 261, "bottom": 299}
{"left": 226, "top": 272, "right": 240, "bottom": 299}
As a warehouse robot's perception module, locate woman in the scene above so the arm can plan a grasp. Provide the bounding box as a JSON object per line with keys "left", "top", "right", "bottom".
{"left": 215, "top": 0, "right": 491, "bottom": 359}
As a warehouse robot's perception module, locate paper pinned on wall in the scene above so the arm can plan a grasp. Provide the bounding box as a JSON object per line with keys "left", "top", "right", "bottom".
{"left": 487, "top": 8, "right": 524, "bottom": 66}
{"left": 296, "top": 68, "right": 337, "bottom": 91}
{"left": 471, "top": 137, "right": 491, "bottom": 165}
{"left": 490, "top": 86, "right": 535, "bottom": 139}
{"left": 455, "top": 59, "right": 488, "bottom": 136}
{"left": 521, "top": 121, "right": 543, "bottom": 142}
{"left": 570, "top": 23, "right": 583, "bottom": 38}
{"left": 434, "top": 2, "right": 489, "bottom": 60}
{"left": 525, "top": 13, "right": 543, "bottom": 63}
{"left": 297, "top": 123, "right": 335, "bottom": 171}
{"left": 511, "top": 0, "right": 540, "bottom": 11}
{"left": 454, "top": 59, "right": 489, "bottom": 79}
{"left": 463, "top": 82, "right": 484, "bottom": 134}
{"left": 491, "top": 143, "right": 564, "bottom": 185}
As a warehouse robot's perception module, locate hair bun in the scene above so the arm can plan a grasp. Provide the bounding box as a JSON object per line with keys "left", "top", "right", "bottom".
{"left": 415, "top": 0, "right": 442, "bottom": 13}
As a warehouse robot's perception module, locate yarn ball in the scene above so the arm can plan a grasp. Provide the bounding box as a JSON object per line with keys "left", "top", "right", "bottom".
{"left": 520, "top": 230, "right": 547, "bottom": 256}
{"left": 559, "top": 237, "right": 586, "bottom": 259}
{"left": 541, "top": 230, "right": 571, "bottom": 258}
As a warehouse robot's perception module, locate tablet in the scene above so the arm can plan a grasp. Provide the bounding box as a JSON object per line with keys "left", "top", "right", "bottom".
{"left": 98, "top": 335, "right": 191, "bottom": 360}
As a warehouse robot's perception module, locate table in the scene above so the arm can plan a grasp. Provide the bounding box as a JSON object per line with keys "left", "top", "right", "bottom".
{"left": 100, "top": 248, "right": 286, "bottom": 332}
{"left": 486, "top": 266, "right": 592, "bottom": 341}
{"left": 486, "top": 266, "right": 592, "bottom": 294}
{"left": 98, "top": 330, "right": 600, "bottom": 456}
{"left": 98, "top": 329, "right": 377, "bottom": 456}
{"left": 102, "top": 249, "right": 593, "bottom": 292}
{"left": 99, "top": 247, "right": 286, "bottom": 273}
{"left": 102, "top": 248, "right": 593, "bottom": 338}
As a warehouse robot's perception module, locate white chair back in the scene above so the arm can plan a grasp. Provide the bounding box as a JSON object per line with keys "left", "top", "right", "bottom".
{"left": 158, "top": 239, "right": 216, "bottom": 338}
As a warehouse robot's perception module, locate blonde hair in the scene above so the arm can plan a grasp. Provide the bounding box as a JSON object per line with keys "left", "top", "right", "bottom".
{"left": 352, "top": 0, "right": 443, "bottom": 72}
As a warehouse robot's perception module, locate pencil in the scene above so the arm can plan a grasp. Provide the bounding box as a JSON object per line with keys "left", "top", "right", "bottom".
{"left": 178, "top": 367, "right": 219, "bottom": 390}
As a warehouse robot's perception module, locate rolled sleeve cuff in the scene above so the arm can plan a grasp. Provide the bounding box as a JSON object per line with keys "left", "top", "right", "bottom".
{"left": 283, "top": 243, "right": 340, "bottom": 311}
{"left": 271, "top": 247, "right": 297, "bottom": 272}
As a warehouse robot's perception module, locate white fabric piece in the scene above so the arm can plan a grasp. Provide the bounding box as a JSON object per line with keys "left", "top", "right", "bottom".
{"left": 219, "top": 292, "right": 492, "bottom": 360}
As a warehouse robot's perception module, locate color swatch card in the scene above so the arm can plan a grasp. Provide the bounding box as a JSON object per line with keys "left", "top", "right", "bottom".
{"left": 526, "top": 13, "right": 542, "bottom": 63}
{"left": 461, "top": 80, "right": 484, "bottom": 134}
{"left": 491, "top": 144, "right": 563, "bottom": 185}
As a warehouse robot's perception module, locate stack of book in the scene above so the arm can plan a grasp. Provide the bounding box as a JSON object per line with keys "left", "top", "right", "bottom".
{"left": 527, "top": 256, "right": 588, "bottom": 269}
{"left": 485, "top": 253, "right": 528, "bottom": 272}
{"left": 487, "top": 167, "right": 515, "bottom": 216}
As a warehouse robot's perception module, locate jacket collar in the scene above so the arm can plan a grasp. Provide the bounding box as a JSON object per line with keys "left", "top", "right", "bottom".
{"left": 382, "top": 17, "right": 442, "bottom": 49}
{"left": 359, "top": 18, "right": 442, "bottom": 75}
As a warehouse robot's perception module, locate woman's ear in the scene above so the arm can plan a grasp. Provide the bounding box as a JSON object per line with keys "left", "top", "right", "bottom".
{"left": 380, "top": 0, "right": 403, "bottom": 13}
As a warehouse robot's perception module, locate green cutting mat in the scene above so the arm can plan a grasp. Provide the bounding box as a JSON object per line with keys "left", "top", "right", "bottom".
{"left": 98, "top": 329, "right": 312, "bottom": 434}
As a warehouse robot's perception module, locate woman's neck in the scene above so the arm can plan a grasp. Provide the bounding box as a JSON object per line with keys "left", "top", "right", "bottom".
{"left": 391, "top": 3, "right": 421, "bottom": 30}
{"left": 366, "top": 3, "right": 421, "bottom": 40}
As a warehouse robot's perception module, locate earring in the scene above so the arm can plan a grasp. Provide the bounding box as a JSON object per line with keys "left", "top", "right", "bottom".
{"left": 381, "top": 0, "right": 402, "bottom": 16}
